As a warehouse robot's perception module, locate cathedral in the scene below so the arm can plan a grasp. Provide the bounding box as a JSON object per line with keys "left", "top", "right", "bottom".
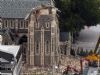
{"left": 0, "top": 0, "right": 60, "bottom": 68}
{"left": 27, "top": 5, "right": 60, "bottom": 66}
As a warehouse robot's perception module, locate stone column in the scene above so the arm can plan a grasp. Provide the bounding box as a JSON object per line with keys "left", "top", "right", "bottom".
{"left": 15, "top": 19, "right": 18, "bottom": 30}
{"left": 41, "top": 27, "right": 44, "bottom": 66}
{"left": 28, "top": 14, "right": 35, "bottom": 66}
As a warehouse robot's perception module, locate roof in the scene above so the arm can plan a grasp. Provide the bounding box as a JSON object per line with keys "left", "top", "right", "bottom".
{"left": 0, "top": 45, "right": 20, "bottom": 57}
{"left": 0, "top": 0, "right": 51, "bottom": 18}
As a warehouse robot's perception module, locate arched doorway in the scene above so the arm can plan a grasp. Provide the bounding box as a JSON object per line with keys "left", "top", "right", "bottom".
{"left": 18, "top": 35, "right": 27, "bottom": 45}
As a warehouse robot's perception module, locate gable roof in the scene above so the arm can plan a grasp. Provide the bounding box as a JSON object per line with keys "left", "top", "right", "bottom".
{"left": 0, "top": 0, "right": 51, "bottom": 18}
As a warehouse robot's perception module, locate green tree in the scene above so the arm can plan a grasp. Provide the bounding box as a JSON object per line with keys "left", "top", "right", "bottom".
{"left": 89, "top": 50, "right": 94, "bottom": 55}
{"left": 54, "top": 0, "right": 100, "bottom": 32}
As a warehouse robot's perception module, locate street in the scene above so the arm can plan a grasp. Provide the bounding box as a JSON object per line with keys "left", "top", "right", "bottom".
{"left": 87, "top": 67, "right": 98, "bottom": 75}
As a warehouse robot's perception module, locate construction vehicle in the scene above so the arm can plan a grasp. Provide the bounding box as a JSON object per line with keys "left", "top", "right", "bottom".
{"left": 94, "top": 35, "right": 100, "bottom": 54}
{"left": 85, "top": 35, "right": 100, "bottom": 63}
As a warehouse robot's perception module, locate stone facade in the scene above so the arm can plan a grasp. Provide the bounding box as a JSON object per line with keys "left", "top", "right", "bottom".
{"left": 27, "top": 6, "right": 60, "bottom": 67}
{"left": 0, "top": 0, "right": 60, "bottom": 70}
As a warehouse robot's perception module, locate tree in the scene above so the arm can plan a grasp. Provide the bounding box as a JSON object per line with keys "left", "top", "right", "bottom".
{"left": 54, "top": 0, "right": 100, "bottom": 32}
{"left": 88, "top": 50, "right": 94, "bottom": 55}
{"left": 70, "top": 49, "right": 75, "bottom": 56}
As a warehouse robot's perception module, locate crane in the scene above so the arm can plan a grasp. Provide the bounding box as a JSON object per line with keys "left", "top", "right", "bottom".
{"left": 94, "top": 35, "right": 100, "bottom": 54}
{"left": 85, "top": 35, "right": 100, "bottom": 61}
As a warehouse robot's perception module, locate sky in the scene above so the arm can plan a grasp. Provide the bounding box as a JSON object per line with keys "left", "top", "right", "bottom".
{"left": 78, "top": 25, "right": 100, "bottom": 42}
{"left": 76, "top": 25, "right": 100, "bottom": 50}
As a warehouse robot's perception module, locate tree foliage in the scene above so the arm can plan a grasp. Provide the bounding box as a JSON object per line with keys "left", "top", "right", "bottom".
{"left": 54, "top": 0, "right": 100, "bottom": 32}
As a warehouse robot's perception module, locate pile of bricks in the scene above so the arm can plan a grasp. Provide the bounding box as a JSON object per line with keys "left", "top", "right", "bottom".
{"left": 60, "top": 55, "right": 81, "bottom": 72}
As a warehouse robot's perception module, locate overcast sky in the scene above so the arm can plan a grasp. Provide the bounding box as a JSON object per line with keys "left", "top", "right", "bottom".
{"left": 76, "top": 25, "right": 100, "bottom": 50}
{"left": 78, "top": 25, "right": 100, "bottom": 42}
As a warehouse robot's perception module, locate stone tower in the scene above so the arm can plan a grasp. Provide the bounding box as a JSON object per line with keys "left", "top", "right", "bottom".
{"left": 27, "top": 5, "right": 60, "bottom": 67}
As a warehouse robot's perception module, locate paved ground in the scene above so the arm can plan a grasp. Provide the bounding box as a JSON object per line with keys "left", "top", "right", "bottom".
{"left": 87, "top": 67, "right": 98, "bottom": 75}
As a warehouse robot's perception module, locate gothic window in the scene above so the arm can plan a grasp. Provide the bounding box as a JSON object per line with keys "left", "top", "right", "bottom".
{"left": 10, "top": 20, "right": 12, "bottom": 28}
{"left": 20, "top": 20, "right": 24, "bottom": 28}
{"left": 25, "top": 20, "right": 28, "bottom": 28}
{"left": 18, "top": 21, "right": 20, "bottom": 28}
{"left": 8, "top": 20, "right": 10, "bottom": 28}
{"left": 49, "top": 8, "right": 52, "bottom": 14}
{"left": 5, "top": 20, "right": 7, "bottom": 28}
{"left": 35, "top": 41, "right": 39, "bottom": 54}
{"left": 45, "top": 41, "right": 49, "bottom": 54}
{"left": 45, "top": 22, "right": 50, "bottom": 28}
{"left": 35, "top": 22, "right": 39, "bottom": 29}
{"left": 23, "top": 20, "right": 26, "bottom": 28}
{"left": 13, "top": 20, "right": 15, "bottom": 28}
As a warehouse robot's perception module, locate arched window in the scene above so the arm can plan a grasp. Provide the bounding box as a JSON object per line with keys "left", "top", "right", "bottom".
{"left": 35, "top": 22, "right": 39, "bottom": 29}
{"left": 5, "top": 20, "right": 8, "bottom": 28}
{"left": 10, "top": 20, "right": 12, "bottom": 28}
{"left": 18, "top": 35, "right": 27, "bottom": 44}
{"left": 26, "top": 21, "right": 28, "bottom": 28}
{"left": 35, "top": 41, "right": 39, "bottom": 54}
{"left": 19, "top": 20, "right": 24, "bottom": 29}
{"left": 13, "top": 20, "right": 15, "bottom": 28}
{"left": 46, "top": 22, "right": 50, "bottom": 28}
{"left": 45, "top": 41, "right": 49, "bottom": 54}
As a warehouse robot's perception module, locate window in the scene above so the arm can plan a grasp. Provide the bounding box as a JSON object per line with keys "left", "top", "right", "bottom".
{"left": 35, "top": 41, "right": 39, "bottom": 54}
{"left": 19, "top": 20, "right": 24, "bottom": 28}
{"left": 46, "top": 22, "right": 50, "bottom": 28}
{"left": 18, "top": 21, "right": 20, "bottom": 28}
{"left": 35, "top": 22, "right": 39, "bottom": 28}
{"left": 49, "top": 8, "right": 52, "bottom": 14}
{"left": 45, "top": 41, "right": 49, "bottom": 53}
{"left": 22, "top": 20, "right": 26, "bottom": 28}
{"left": 13, "top": 20, "right": 15, "bottom": 28}
{"left": 10, "top": 20, "right": 12, "bottom": 27}
{"left": 25, "top": 21, "right": 28, "bottom": 28}
{"left": 5, "top": 20, "right": 7, "bottom": 28}
{"left": 8, "top": 20, "right": 10, "bottom": 28}
{"left": 21, "top": 21, "right": 23, "bottom": 28}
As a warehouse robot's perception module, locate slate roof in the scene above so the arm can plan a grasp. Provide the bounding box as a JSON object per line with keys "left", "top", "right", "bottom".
{"left": 0, "top": 0, "right": 51, "bottom": 18}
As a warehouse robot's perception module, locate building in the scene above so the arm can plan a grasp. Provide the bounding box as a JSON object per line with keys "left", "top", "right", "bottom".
{"left": 0, "top": 0, "right": 51, "bottom": 45}
{"left": 0, "top": 0, "right": 60, "bottom": 68}
{"left": 26, "top": 5, "right": 60, "bottom": 67}
{"left": 0, "top": 45, "right": 21, "bottom": 75}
